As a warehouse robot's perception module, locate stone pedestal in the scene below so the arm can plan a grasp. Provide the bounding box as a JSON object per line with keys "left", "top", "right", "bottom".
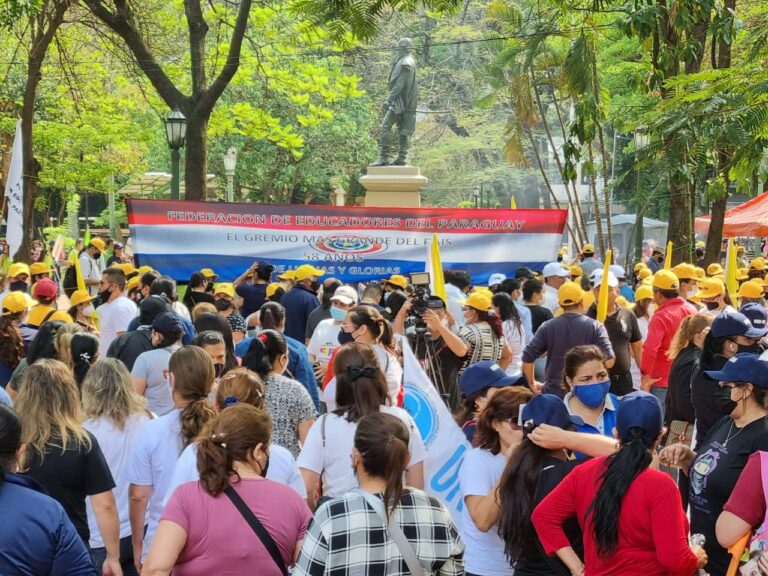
{"left": 359, "top": 166, "right": 427, "bottom": 208}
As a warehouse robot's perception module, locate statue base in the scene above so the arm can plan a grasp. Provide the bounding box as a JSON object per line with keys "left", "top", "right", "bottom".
{"left": 360, "top": 166, "right": 427, "bottom": 208}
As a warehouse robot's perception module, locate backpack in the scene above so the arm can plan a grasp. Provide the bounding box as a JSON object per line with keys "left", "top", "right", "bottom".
{"left": 62, "top": 265, "right": 78, "bottom": 297}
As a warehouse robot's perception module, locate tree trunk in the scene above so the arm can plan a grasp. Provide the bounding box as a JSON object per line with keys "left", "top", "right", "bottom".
{"left": 705, "top": 196, "right": 728, "bottom": 266}
{"left": 182, "top": 113, "right": 209, "bottom": 201}
{"left": 666, "top": 179, "right": 692, "bottom": 265}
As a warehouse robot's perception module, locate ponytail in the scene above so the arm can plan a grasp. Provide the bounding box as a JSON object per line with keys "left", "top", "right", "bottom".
{"left": 70, "top": 333, "right": 99, "bottom": 387}
{"left": 354, "top": 412, "right": 410, "bottom": 519}
{"left": 169, "top": 346, "right": 216, "bottom": 447}
{"left": 476, "top": 308, "right": 504, "bottom": 339}
{"left": 347, "top": 307, "right": 394, "bottom": 350}
{"left": 588, "top": 428, "right": 651, "bottom": 557}
{"left": 241, "top": 329, "right": 286, "bottom": 378}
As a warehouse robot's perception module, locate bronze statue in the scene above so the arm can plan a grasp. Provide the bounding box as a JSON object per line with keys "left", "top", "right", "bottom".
{"left": 371, "top": 38, "right": 418, "bottom": 167}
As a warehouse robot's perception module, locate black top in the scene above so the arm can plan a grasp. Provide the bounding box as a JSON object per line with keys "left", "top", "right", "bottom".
{"left": 526, "top": 304, "right": 553, "bottom": 335}
{"left": 513, "top": 456, "right": 582, "bottom": 576}
{"left": 305, "top": 305, "right": 332, "bottom": 341}
{"left": 689, "top": 416, "right": 768, "bottom": 574}
{"left": 182, "top": 289, "right": 216, "bottom": 311}
{"left": 236, "top": 282, "right": 267, "bottom": 318}
{"left": 106, "top": 329, "right": 153, "bottom": 371}
{"left": 586, "top": 305, "right": 642, "bottom": 383}
{"left": 666, "top": 344, "right": 699, "bottom": 425}
{"left": 24, "top": 433, "right": 115, "bottom": 541}
{"left": 384, "top": 290, "right": 408, "bottom": 319}
{"left": 691, "top": 354, "right": 733, "bottom": 445}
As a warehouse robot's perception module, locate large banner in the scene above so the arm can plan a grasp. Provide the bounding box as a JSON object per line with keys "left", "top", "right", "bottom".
{"left": 126, "top": 199, "right": 567, "bottom": 284}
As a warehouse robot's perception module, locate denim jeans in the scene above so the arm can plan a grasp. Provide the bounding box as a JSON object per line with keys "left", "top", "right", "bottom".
{"left": 91, "top": 535, "right": 138, "bottom": 576}
{"left": 650, "top": 385, "right": 668, "bottom": 419}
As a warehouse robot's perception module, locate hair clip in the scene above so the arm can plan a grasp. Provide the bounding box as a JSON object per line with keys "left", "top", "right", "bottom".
{"left": 223, "top": 396, "right": 239, "bottom": 408}
{"left": 258, "top": 333, "right": 268, "bottom": 343}
{"left": 347, "top": 365, "right": 377, "bottom": 382}
{"left": 80, "top": 352, "right": 91, "bottom": 362}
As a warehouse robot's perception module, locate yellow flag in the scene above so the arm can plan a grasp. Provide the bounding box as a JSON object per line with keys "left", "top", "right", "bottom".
{"left": 726, "top": 238, "right": 739, "bottom": 304}
{"left": 510, "top": 196, "right": 517, "bottom": 210}
{"left": 72, "top": 249, "right": 87, "bottom": 292}
{"left": 429, "top": 233, "right": 447, "bottom": 302}
{"left": 597, "top": 250, "right": 613, "bottom": 323}
{"left": 664, "top": 241, "right": 673, "bottom": 270}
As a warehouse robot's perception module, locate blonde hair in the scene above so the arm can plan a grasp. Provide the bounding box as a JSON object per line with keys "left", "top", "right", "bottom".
{"left": 82, "top": 359, "right": 150, "bottom": 430}
{"left": 55, "top": 323, "right": 83, "bottom": 367}
{"left": 15, "top": 359, "right": 91, "bottom": 459}
{"left": 667, "top": 312, "right": 714, "bottom": 360}
{"left": 215, "top": 367, "right": 266, "bottom": 410}
{"left": 192, "top": 302, "right": 217, "bottom": 321}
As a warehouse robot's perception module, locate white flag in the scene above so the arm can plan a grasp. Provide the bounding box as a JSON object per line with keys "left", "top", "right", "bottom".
{"left": 402, "top": 342, "right": 470, "bottom": 530}
{"left": 4, "top": 121, "right": 23, "bottom": 257}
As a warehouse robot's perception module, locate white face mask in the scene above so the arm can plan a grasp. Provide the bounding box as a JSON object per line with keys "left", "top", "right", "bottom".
{"left": 82, "top": 304, "right": 94, "bottom": 316}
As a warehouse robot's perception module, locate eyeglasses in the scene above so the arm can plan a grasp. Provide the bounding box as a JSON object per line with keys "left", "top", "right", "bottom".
{"left": 341, "top": 323, "right": 357, "bottom": 330}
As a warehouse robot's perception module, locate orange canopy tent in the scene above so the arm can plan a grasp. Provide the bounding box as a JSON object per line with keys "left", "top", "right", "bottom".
{"left": 695, "top": 192, "right": 768, "bottom": 237}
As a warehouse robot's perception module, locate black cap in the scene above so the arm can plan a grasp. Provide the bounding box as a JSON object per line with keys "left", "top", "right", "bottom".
{"left": 139, "top": 296, "right": 171, "bottom": 326}
{"left": 514, "top": 267, "right": 535, "bottom": 280}
{"left": 152, "top": 311, "right": 183, "bottom": 336}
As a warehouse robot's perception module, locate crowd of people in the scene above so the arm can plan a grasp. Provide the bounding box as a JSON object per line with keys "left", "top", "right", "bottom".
{"left": 0, "top": 236, "right": 767, "bottom": 575}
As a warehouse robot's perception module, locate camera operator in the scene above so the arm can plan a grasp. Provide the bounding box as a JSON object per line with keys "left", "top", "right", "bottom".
{"left": 233, "top": 260, "right": 274, "bottom": 318}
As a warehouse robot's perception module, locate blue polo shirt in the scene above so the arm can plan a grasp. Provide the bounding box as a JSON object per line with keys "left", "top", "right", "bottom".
{"left": 564, "top": 391, "right": 619, "bottom": 437}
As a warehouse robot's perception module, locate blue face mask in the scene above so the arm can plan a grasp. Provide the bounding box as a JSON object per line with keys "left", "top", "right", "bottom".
{"left": 573, "top": 380, "right": 611, "bottom": 408}
{"left": 329, "top": 306, "right": 346, "bottom": 322}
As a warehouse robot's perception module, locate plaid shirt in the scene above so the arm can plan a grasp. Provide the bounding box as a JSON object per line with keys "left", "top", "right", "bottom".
{"left": 294, "top": 488, "right": 465, "bottom": 576}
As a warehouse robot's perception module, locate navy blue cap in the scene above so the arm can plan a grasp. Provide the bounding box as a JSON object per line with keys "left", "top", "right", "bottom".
{"left": 459, "top": 360, "right": 524, "bottom": 398}
{"left": 705, "top": 353, "right": 768, "bottom": 388}
{"left": 711, "top": 311, "right": 768, "bottom": 339}
{"left": 514, "top": 267, "right": 535, "bottom": 280}
{"left": 616, "top": 391, "right": 663, "bottom": 446}
{"left": 151, "top": 311, "right": 183, "bottom": 336}
{"left": 520, "top": 394, "right": 584, "bottom": 436}
{"left": 740, "top": 303, "right": 768, "bottom": 332}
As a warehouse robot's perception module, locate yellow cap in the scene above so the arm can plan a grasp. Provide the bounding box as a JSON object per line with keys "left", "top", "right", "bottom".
{"left": 29, "top": 262, "right": 51, "bottom": 276}
{"left": 582, "top": 243, "right": 595, "bottom": 254}
{"left": 642, "top": 276, "right": 653, "bottom": 285}
{"left": 136, "top": 265, "right": 154, "bottom": 276}
{"left": 2, "top": 291, "right": 33, "bottom": 315}
{"left": 737, "top": 268, "right": 749, "bottom": 281}
{"left": 569, "top": 265, "right": 583, "bottom": 278}
{"left": 7, "top": 263, "right": 29, "bottom": 278}
{"left": 714, "top": 273, "right": 726, "bottom": 283}
{"left": 266, "top": 283, "right": 283, "bottom": 299}
{"left": 69, "top": 290, "right": 95, "bottom": 307}
{"left": 46, "top": 311, "right": 73, "bottom": 323}
{"left": 671, "top": 263, "right": 697, "bottom": 281}
{"left": 738, "top": 280, "right": 764, "bottom": 300}
{"left": 616, "top": 296, "right": 629, "bottom": 309}
{"left": 89, "top": 238, "right": 106, "bottom": 252}
{"left": 459, "top": 291, "right": 492, "bottom": 312}
{"left": 696, "top": 278, "right": 725, "bottom": 299}
{"left": 750, "top": 257, "right": 766, "bottom": 272}
{"left": 634, "top": 262, "right": 648, "bottom": 272}
{"left": 695, "top": 241, "right": 706, "bottom": 249}
{"left": 737, "top": 245, "right": 747, "bottom": 254}
{"left": 294, "top": 264, "right": 325, "bottom": 281}
{"left": 707, "top": 263, "right": 724, "bottom": 276}
{"left": 214, "top": 283, "right": 236, "bottom": 299}
{"left": 652, "top": 270, "right": 680, "bottom": 291}
{"left": 277, "top": 270, "right": 296, "bottom": 281}
{"left": 635, "top": 285, "right": 653, "bottom": 301}
{"left": 638, "top": 268, "right": 652, "bottom": 281}
{"left": 385, "top": 275, "right": 409, "bottom": 290}
{"left": 113, "top": 262, "right": 136, "bottom": 277}
{"left": 695, "top": 267, "right": 706, "bottom": 279}
{"left": 558, "top": 281, "right": 584, "bottom": 307}
{"left": 126, "top": 277, "right": 140, "bottom": 292}
{"left": 200, "top": 268, "right": 218, "bottom": 279}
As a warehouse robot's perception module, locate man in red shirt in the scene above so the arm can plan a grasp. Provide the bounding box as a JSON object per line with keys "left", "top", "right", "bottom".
{"left": 640, "top": 270, "right": 694, "bottom": 412}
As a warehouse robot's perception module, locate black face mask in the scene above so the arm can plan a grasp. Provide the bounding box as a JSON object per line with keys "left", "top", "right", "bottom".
{"left": 99, "top": 287, "right": 113, "bottom": 303}
{"left": 9, "top": 280, "right": 27, "bottom": 293}
{"left": 309, "top": 279, "right": 320, "bottom": 292}
{"left": 261, "top": 455, "right": 270, "bottom": 478}
{"left": 93, "top": 251, "right": 102, "bottom": 260}
{"left": 739, "top": 343, "right": 761, "bottom": 355}
{"left": 215, "top": 299, "right": 233, "bottom": 312}
{"left": 338, "top": 330, "right": 354, "bottom": 345}
{"left": 704, "top": 301, "right": 720, "bottom": 311}
{"left": 214, "top": 363, "right": 225, "bottom": 378}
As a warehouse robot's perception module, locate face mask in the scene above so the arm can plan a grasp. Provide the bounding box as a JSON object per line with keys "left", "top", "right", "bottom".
{"left": 215, "top": 299, "right": 233, "bottom": 312}
{"left": 134, "top": 292, "right": 143, "bottom": 303}
{"left": 9, "top": 280, "right": 27, "bottom": 293}
{"left": 739, "top": 343, "right": 761, "bottom": 355}
{"left": 260, "top": 454, "right": 270, "bottom": 478}
{"left": 329, "top": 306, "right": 346, "bottom": 321}
{"left": 93, "top": 251, "right": 102, "bottom": 261}
{"left": 309, "top": 279, "right": 320, "bottom": 292}
{"left": 384, "top": 291, "right": 392, "bottom": 302}
{"left": 338, "top": 330, "right": 355, "bottom": 345}
{"left": 685, "top": 288, "right": 697, "bottom": 300}
{"left": 573, "top": 380, "right": 611, "bottom": 408}
{"left": 704, "top": 301, "right": 720, "bottom": 311}
{"left": 214, "top": 363, "right": 225, "bottom": 378}
{"left": 82, "top": 304, "right": 94, "bottom": 316}
{"left": 99, "top": 287, "right": 112, "bottom": 302}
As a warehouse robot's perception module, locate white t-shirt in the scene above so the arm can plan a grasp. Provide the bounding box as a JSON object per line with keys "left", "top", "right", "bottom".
{"left": 124, "top": 408, "right": 184, "bottom": 560}
{"left": 172, "top": 301, "right": 191, "bottom": 321}
{"left": 296, "top": 405, "right": 426, "bottom": 498}
{"left": 459, "top": 447, "right": 513, "bottom": 576}
{"left": 307, "top": 319, "right": 342, "bottom": 363}
{"left": 322, "top": 344, "right": 402, "bottom": 411}
{"left": 542, "top": 284, "right": 560, "bottom": 313}
{"left": 97, "top": 296, "right": 137, "bottom": 356}
{"left": 84, "top": 412, "right": 150, "bottom": 548}
{"left": 165, "top": 442, "right": 306, "bottom": 505}
{"left": 79, "top": 252, "right": 101, "bottom": 296}
{"left": 502, "top": 319, "right": 525, "bottom": 377}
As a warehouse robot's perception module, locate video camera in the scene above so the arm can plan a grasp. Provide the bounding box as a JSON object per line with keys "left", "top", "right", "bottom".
{"left": 406, "top": 272, "right": 444, "bottom": 335}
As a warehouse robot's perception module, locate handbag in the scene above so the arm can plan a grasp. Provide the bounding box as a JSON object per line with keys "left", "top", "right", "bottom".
{"left": 355, "top": 489, "right": 426, "bottom": 576}
{"left": 665, "top": 420, "right": 694, "bottom": 448}
{"left": 224, "top": 486, "right": 288, "bottom": 576}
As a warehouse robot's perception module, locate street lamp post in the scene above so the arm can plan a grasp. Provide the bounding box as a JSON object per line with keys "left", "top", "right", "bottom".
{"left": 223, "top": 147, "right": 238, "bottom": 203}
{"left": 165, "top": 108, "right": 187, "bottom": 200}
{"left": 633, "top": 127, "right": 650, "bottom": 264}
{"left": 473, "top": 186, "right": 480, "bottom": 209}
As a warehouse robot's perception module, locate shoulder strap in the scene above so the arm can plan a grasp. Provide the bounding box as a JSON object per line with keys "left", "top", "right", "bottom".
{"left": 224, "top": 486, "right": 287, "bottom": 576}
{"left": 356, "top": 490, "right": 426, "bottom": 576}
{"left": 321, "top": 413, "right": 328, "bottom": 448}
{"left": 42, "top": 308, "right": 57, "bottom": 324}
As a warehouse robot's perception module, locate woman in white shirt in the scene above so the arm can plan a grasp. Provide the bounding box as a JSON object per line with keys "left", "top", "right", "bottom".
{"left": 298, "top": 342, "right": 425, "bottom": 509}
{"left": 492, "top": 292, "right": 526, "bottom": 377}
{"left": 82, "top": 358, "right": 152, "bottom": 575}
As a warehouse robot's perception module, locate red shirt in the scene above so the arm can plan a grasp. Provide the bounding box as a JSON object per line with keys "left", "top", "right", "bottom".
{"left": 641, "top": 297, "right": 694, "bottom": 388}
{"left": 723, "top": 451, "right": 767, "bottom": 527}
{"left": 532, "top": 456, "right": 698, "bottom": 576}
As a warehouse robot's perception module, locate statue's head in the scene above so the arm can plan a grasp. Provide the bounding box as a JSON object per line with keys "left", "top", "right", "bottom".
{"left": 397, "top": 37, "right": 413, "bottom": 55}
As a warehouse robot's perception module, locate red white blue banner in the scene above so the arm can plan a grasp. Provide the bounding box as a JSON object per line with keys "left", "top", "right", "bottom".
{"left": 126, "top": 199, "right": 567, "bottom": 284}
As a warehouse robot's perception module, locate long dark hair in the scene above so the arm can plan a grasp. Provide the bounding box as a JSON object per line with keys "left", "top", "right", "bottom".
{"left": 333, "top": 343, "right": 389, "bottom": 422}
{"left": 355, "top": 411, "right": 410, "bottom": 519}
{"left": 473, "top": 308, "right": 504, "bottom": 339}
{"left": 588, "top": 427, "right": 652, "bottom": 557}
{"left": 193, "top": 312, "right": 237, "bottom": 372}
{"left": 492, "top": 292, "right": 522, "bottom": 336}
{"left": 26, "top": 320, "right": 66, "bottom": 364}
{"left": 498, "top": 438, "right": 550, "bottom": 561}
{"left": 0, "top": 315, "right": 25, "bottom": 368}
{"left": 70, "top": 332, "right": 99, "bottom": 387}
{"left": 259, "top": 302, "right": 285, "bottom": 330}
{"left": 241, "top": 330, "right": 286, "bottom": 378}
{"left": 699, "top": 331, "right": 731, "bottom": 368}
{"left": 473, "top": 387, "right": 532, "bottom": 454}
{"left": 0, "top": 403, "right": 21, "bottom": 482}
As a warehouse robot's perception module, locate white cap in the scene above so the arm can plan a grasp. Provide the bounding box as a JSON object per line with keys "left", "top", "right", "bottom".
{"left": 593, "top": 271, "right": 619, "bottom": 288}
{"left": 330, "top": 285, "right": 358, "bottom": 306}
{"left": 488, "top": 273, "right": 507, "bottom": 287}
{"left": 609, "top": 264, "right": 626, "bottom": 280}
{"left": 542, "top": 262, "right": 570, "bottom": 278}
